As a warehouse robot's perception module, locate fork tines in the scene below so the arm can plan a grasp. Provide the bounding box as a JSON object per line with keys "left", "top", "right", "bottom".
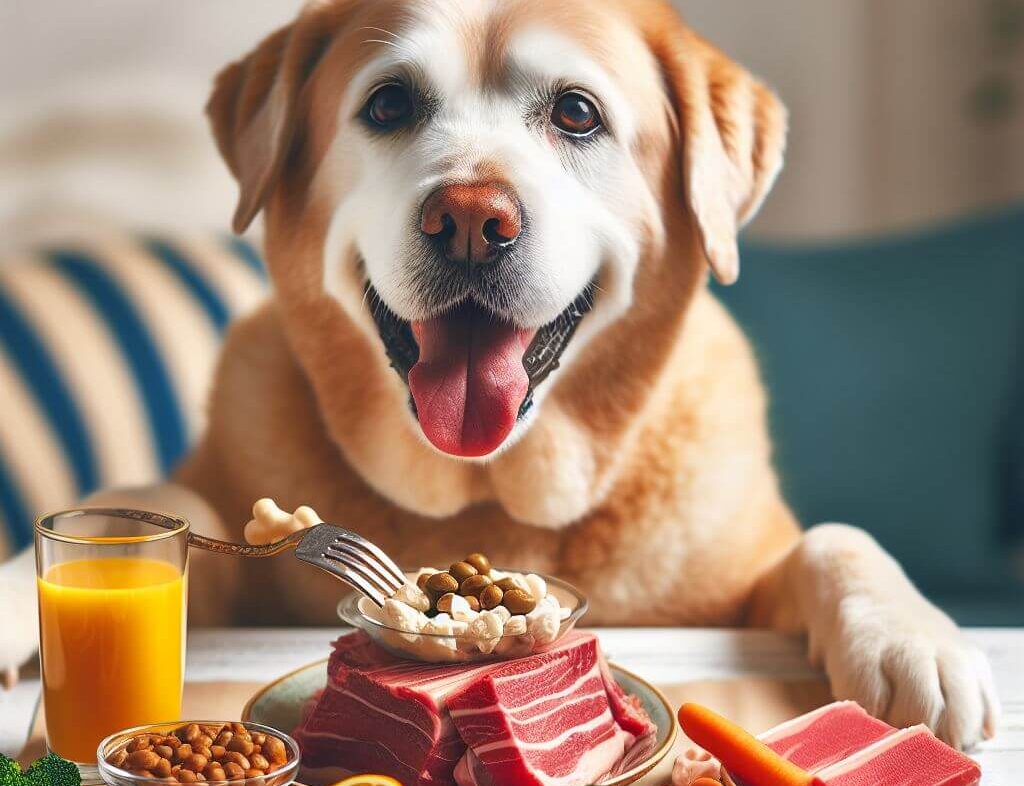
{"left": 293, "top": 524, "right": 406, "bottom": 607}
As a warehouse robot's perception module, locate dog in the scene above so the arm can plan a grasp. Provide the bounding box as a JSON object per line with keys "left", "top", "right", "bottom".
{"left": 0, "top": 0, "right": 998, "bottom": 750}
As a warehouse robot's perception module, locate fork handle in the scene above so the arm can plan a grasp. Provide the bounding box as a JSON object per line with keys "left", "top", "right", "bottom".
{"left": 131, "top": 509, "right": 310, "bottom": 557}
{"left": 186, "top": 530, "right": 306, "bottom": 557}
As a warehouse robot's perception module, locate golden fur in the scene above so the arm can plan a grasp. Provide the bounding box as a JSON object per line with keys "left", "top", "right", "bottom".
{"left": 181, "top": 0, "right": 798, "bottom": 626}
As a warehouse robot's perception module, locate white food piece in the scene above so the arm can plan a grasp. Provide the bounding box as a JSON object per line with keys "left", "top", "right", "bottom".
{"left": 446, "top": 593, "right": 479, "bottom": 622}
{"left": 491, "top": 605, "right": 511, "bottom": 623}
{"left": 469, "top": 610, "right": 505, "bottom": 654}
{"left": 525, "top": 573, "right": 547, "bottom": 601}
{"left": 394, "top": 582, "right": 431, "bottom": 612}
{"left": 505, "top": 615, "right": 528, "bottom": 636}
{"left": 382, "top": 598, "right": 425, "bottom": 642}
{"left": 528, "top": 607, "right": 560, "bottom": 645}
{"left": 244, "top": 498, "right": 321, "bottom": 545}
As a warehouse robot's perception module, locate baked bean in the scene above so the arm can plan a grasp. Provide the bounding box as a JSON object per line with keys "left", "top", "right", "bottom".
{"left": 464, "top": 553, "right": 491, "bottom": 575}
{"left": 109, "top": 750, "right": 128, "bottom": 769}
{"left": 221, "top": 752, "right": 250, "bottom": 770}
{"left": 194, "top": 774, "right": 206, "bottom": 783}
{"left": 210, "top": 745, "right": 226, "bottom": 759}
{"left": 197, "top": 735, "right": 213, "bottom": 748}
{"left": 193, "top": 746, "right": 212, "bottom": 760}
{"left": 459, "top": 574, "right": 492, "bottom": 597}
{"left": 173, "top": 744, "right": 193, "bottom": 763}
{"left": 425, "top": 571, "right": 459, "bottom": 596}
{"left": 226, "top": 737, "right": 254, "bottom": 756}
{"left": 502, "top": 588, "right": 537, "bottom": 615}
{"left": 261, "top": 737, "right": 286, "bottom": 765}
{"left": 448, "top": 561, "right": 478, "bottom": 583}
{"left": 153, "top": 759, "right": 173, "bottom": 778}
{"left": 479, "top": 583, "right": 504, "bottom": 610}
{"left": 251, "top": 734, "right": 266, "bottom": 746}
{"left": 182, "top": 754, "right": 208, "bottom": 773}
{"left": 127, "top": 750, "right": 161, "bottom": 771}
{"left": 494, "top": 577, "right": 519, "bottom": 592}
{"left": 249, "top": 754, "right": 269, "bottom": 771}
{"left": 244, "top": 771, "right": 264, "bottom": 780}
{"left": 222, "top": 763, "right": 245, "bottom": 780}
{"left": 183, "top": 724, "right": 202, "bottom": 743}
{"left": 154, "top": 745, "right": 174, "bottom": 760}
{"left": 127, "top": 737, "right": 150, "bottom": 753}
{"left": 177, "top": 770, "right": 197, "bottom": 784}
{"left": 203, "top": 765, "right": 225, "bottom": 783}
{"left": 231, "top": 723, "right": 248, "bottom": 735}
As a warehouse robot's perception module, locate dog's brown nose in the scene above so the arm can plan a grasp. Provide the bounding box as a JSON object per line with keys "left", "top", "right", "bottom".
{"left": 420, "top": 183, "right": 522, "bottom": 264}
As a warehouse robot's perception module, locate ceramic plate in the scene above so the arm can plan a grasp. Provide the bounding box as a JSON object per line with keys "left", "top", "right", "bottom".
{"left": 243, "top": 657, "right": 677, "bottom": 786}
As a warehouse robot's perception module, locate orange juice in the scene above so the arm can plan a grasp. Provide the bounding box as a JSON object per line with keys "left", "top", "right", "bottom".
{"left": 38, "top": 557, "right": 186, "bottom": 762}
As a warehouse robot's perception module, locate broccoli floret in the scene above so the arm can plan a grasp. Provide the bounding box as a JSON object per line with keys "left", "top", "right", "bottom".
{"left": 24, "top": 754, "right": 80, "bottom": 786}
{"left": 0, "top": 754, "right": 24, "bottom": 786}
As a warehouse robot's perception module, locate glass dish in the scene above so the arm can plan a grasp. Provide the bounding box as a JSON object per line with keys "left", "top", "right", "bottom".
{"left": 337, "top": 570, "right": 589, "bottom": 663}
{"left": 97, "top": 722, "right": 300, "bottom": 786}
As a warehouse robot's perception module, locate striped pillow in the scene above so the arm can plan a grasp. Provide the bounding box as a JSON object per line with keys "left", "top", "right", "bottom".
{"left": 0, "top": 232, "right": 267, "bottom": 555}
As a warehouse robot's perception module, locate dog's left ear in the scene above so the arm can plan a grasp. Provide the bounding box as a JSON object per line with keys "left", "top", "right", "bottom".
{"left": 646, "top": 18, "right": 787, "bottom": 285}
{"left": 206, "top": 3, "right": 352, "bottom": 233}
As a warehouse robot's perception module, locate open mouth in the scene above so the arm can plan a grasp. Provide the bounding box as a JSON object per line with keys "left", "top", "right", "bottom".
{"left": 369, "top": 284, "right": 595, "bottom": 458}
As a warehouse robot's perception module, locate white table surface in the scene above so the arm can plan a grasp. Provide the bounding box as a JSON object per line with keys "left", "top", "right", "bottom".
{"left": 3, "top": 628, "right": 1022, "bottom": 782}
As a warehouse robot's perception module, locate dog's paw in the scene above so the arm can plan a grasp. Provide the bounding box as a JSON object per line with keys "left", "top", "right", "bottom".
{"left": 818, "top": 590, "right": 999, "bottom": 750}
{"left": 0, "top": 548, "right": 40, "bottom": 689}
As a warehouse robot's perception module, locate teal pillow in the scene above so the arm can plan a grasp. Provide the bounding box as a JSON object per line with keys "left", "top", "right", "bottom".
{"left": 716, "top": 206, "right": 1024, "bottom": 622}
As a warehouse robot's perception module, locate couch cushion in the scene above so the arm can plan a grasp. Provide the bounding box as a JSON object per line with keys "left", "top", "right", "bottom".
{"left": 715, "top": 205, "right": 1024, "bottom": 617}
{"left": 0, "top": 233, "right": 266, "bottom": 554}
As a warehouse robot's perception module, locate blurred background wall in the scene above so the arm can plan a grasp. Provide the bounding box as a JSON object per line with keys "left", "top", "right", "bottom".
{"left": 1, "top": 1, "right": 1022, "bottom": 622}
{"left": 3, "top": 0, "right": 1022, "bottom": 246}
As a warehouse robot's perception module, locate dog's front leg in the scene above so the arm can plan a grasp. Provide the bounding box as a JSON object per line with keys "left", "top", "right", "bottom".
{"left": 750, "top": 523, "right": 999, "bottom": 749}
{"left": 0, "top": 546, "right": 39, "bottom": 688}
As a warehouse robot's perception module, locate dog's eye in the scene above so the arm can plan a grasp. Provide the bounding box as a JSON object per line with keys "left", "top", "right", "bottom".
{"left": 364, "top": 84, "right": 414, "bottom": 130}
{"left": 551, "top": 92, "right": 602, "bottom": 137}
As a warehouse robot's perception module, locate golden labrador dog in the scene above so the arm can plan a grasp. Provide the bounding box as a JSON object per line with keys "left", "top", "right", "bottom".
{"left": 0, "top": 0, "right": 997, "bottom": 749}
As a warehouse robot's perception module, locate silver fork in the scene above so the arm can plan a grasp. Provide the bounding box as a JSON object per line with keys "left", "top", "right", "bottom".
{"left": 117, "top": 508, "right": 405, "bottom": 607}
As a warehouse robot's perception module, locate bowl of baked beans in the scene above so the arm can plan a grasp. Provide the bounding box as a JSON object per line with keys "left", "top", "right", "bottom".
{"left": 97, "top": 721, "right": 300, "bottom": 786}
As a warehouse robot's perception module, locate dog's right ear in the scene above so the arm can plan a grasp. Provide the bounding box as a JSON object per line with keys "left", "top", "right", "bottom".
{"left": 206, "top": 5, "right": 349, "bottom": 233}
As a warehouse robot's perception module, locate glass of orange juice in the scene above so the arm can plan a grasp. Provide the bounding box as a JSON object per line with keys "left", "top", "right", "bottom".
{"left": 35, "top": 508, "right": 189, "bottom": 768}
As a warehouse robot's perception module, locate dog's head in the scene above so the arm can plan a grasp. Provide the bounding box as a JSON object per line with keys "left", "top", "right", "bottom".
{"left": 208, "top": 0, "right": 785, "bottom": 461}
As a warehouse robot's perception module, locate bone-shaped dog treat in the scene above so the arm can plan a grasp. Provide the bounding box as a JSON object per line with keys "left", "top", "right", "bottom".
{"left": 244, "top": 498, "right": 323, "bottom": 545}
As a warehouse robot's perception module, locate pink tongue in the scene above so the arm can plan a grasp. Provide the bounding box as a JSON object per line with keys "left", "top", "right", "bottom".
{"left": 409, "top": 303, "right": 534, "bottom": 457}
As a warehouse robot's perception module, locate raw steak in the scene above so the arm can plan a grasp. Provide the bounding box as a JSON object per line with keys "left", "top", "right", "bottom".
{"left": 447, "top": 632, "right": 655, "bottom": 786}
{"left": 722, "top": 702, "right": 980, "bottom": 786}
{"left": 817, "top": 725, "right": 980, "bottom": 786}
{"left": 760, "top": 701, "right": 895, "bottom": 771}
{"left": 293, "top": 630, "right": 653, "bottom": 786}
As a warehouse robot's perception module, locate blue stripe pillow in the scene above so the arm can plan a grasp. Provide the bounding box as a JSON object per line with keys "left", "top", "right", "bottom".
{"left": 0, "top": 233, "right": 267, "bottom": 554}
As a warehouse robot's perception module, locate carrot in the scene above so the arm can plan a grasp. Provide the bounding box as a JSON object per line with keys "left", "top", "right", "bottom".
{"left": 677, "top": 703, "right": 825, "bottom": 786}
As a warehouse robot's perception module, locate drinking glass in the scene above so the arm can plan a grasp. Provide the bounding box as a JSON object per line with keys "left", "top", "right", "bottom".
{"left": 35, "top": 508, "right": 189, "bottom": 768}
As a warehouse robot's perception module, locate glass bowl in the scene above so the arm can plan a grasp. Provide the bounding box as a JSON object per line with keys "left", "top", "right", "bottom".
{"left": 337, "top": 570, "right": 589, "bottom": 663}
{"left": 97, "top": 721, "right": 300, "bottom": 786}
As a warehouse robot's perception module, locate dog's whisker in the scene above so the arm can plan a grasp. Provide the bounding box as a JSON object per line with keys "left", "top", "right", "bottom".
{"left": 358, "top": 25, "right": 403, "bottom": 41}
